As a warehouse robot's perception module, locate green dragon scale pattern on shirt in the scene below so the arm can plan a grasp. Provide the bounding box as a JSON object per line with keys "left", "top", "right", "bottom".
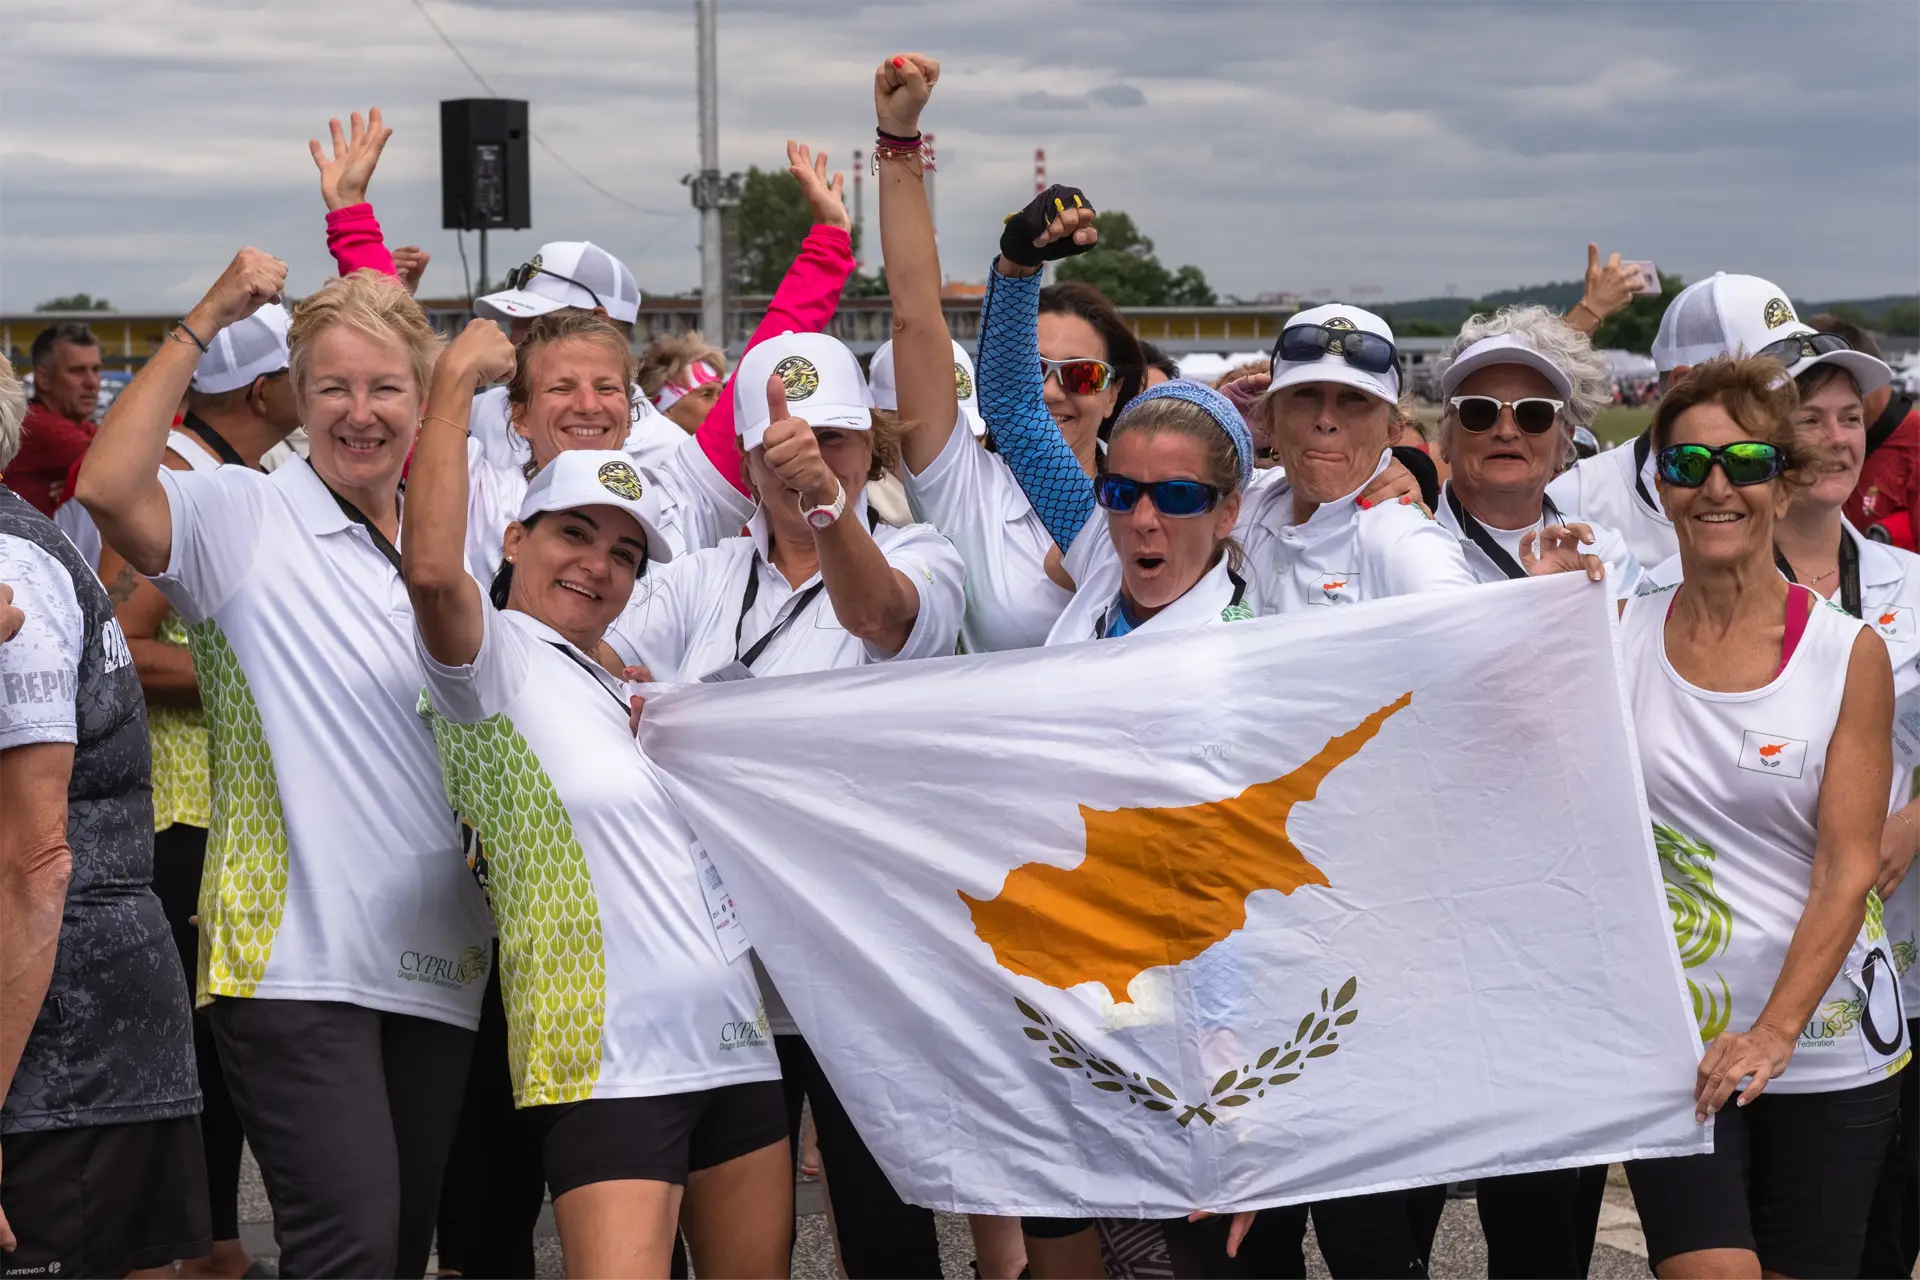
{"left": 188, "top": 621, "right": 290, "bottom": 1005}
{"left": 423, "top": 696, "right": 608, "bottom": 1106}
{"left": 1654, "top": 822, "right": 1734, "bottom": 1042}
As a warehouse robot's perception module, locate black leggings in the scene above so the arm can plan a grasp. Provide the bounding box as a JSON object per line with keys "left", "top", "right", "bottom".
{"left": 434, "top": 953, "right": 547, "bottom": 1278}
{"left": 1475, "top": 1166, "right": 1606, "bottom": 1278}
{"left": 777, "top": 1033, "right": 942, "bottom": 1279}
{"left": 150, "top": 823, "right": 246, "bottom": 1241}
{"left": 1861, "top": 1021, "right": 1920, "bottom": 1280}
{"left": 1243, "top": 1188, "right": 1442, "bottom": 1279}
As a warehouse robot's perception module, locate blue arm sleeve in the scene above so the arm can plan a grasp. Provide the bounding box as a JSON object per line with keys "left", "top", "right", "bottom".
{"left": 976, "top": 262, "right": 1094, "bottom": 551}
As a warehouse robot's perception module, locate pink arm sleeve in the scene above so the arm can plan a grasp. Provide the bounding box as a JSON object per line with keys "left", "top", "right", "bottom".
{"left": 325, "top": 203, "right": 397, "bottom": 278}
{"left": 695, "top": 223, "right": 856, "bottom": 495}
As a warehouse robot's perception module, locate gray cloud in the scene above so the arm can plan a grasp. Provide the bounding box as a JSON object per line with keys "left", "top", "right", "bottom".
{"left": 0, "top": 0, "right": 1913, "bottom": 312}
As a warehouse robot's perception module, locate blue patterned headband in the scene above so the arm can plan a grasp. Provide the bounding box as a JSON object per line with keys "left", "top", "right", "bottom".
{"left": 1118, "top": 379, "right": 1255, "bottom": 488}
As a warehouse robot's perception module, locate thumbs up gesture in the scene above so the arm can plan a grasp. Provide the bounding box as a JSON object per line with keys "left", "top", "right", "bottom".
{"left": 759, "top": 374, "right": 838, "bottom": 507}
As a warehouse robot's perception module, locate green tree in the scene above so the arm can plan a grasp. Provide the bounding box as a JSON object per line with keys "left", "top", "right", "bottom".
{"left": 36, "top": 292, "right": 112, "bottom": 312}
{"left": 1879, "top": 300, "right": 1919, "bottom": 336}
{"left": 731, "top": 165, "right": 814, "bottom": 296}
{"left": 1055, "top": 211, "right": 1216, "bottom": 307}
{"left": 1591, "top": 271, "right": 1686, "bottom": 354}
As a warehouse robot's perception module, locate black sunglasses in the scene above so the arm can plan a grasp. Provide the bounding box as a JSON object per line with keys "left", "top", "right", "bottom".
{"left": 1274, "top": 323, "right": 1398, "bottom": 375}
{"left": 503, "top": 261, "right": 604, "bottom": 312}
{"left": 1755, "top": 332, "right": 1850, "bottom": 367}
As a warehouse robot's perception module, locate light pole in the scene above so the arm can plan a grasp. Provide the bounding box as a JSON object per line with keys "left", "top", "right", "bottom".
{"left": 692, "top": 0, "right": 726, "bottom": 343}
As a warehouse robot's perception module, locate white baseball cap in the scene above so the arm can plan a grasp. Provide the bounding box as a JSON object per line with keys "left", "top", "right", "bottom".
{"left": 733, "top": 332, "right": 873, "bottom": 451}
{"left": 517, "top": 449, "right": 673, "bottom": 565}
{"left": 1781, "top": 334, "right": 1893, "bottom": 395}
{"left": 476, "top": 241, "right": 641, "bottom": 325}
{"left": 1268, "top": 303, "right": 1401, "bottom": 404}
{"left": 1438, "top": 333, "right": 1575, "bottom": 401}
{"left": 191, "top": 303, "right": 290, "bottom": 394}
{"left": 1650, "top": 272, "right": 1812, "bottom": 373}
{"left": 868, "top": 338, "right": 985, "bottom": 437}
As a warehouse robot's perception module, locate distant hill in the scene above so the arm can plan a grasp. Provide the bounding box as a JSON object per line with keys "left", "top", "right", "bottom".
{"left": 1374, "top": 283, "right": 1917, "bottom": 337}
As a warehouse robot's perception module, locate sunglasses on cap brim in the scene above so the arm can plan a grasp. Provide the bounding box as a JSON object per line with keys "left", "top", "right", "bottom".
{"left": 503, "top": 261, "right": 605, "bottom": 312}
{"left": 1274, "top": 324, "right": 1398, "bottom": 375}
{"left": 1094, "top": 474, "right": 1222, "bottom": 517}
{"left": 1755, "top": 331, "right": 1849, "bottom": 367}
{"left": 1655, "top": 441, "right": 1785, "bottom": 488}
{"left": 1449, "top": 395, "right": 1565, "bottom": 435}
{"left": 1040, "top": 356, "right": 1115, "bottom": 395}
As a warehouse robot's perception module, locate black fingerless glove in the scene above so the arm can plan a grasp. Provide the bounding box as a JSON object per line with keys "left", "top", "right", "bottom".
{"left": 999, "top": 184, "right": 1096, "bottom": 268}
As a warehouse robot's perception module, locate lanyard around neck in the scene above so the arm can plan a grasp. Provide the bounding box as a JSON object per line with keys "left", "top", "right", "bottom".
{"left": 1774, "top": 531, "right": 1862, "bottom": 620}
{"left": 321, "top": 481, "right": 403, "bottom": 576}
{"left": 181, "top": 412, "right": 249, "bottom": 468}
{"left": 1445, "top": 484, "right": 1561, "bottom": 582}
{"left": 543, "top": 640, "right": 632, "bottom": 714}
{"left": 733, "top": 508, "right": 882, "bottom": 668}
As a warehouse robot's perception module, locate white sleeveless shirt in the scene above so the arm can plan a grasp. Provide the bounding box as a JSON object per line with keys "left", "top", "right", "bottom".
{"left": 1621, "top": 585, "right": 1910, "bottom": 1092}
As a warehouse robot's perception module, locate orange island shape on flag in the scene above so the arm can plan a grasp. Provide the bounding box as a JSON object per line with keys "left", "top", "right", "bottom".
{"left": 963, "top": 692, "right": 1413, "bottom": 1004}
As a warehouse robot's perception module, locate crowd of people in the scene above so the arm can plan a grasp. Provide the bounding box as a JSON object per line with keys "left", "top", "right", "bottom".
{"left": 2, "top": 50, "right": 1918, "bottom": 1280}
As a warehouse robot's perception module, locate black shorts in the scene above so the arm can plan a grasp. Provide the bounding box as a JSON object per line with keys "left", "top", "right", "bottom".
{"left": 1, "top": 1115, "right": 210, "bottom": 1277}
{"left": 525, "top": 1079, "right": 787, "bottom": 1198}
{"left": 1625, "top": 1071, "right": 1903, "bottom": 1278}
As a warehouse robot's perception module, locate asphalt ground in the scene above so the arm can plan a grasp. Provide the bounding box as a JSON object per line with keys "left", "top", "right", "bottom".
{"left": 228, "top": 1147, "right": 1661, "bottom": 1278}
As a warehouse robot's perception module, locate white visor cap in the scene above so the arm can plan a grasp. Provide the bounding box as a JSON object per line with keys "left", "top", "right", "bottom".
{"left": 1439, "top": 333, "right": 1576, "bottom": 401}
{"left": 1268, "top": 303, "right": 1400, "bottom": 404}
{"left": 476, "top": 241, "right": 641, "bottom": 325}
{"left": 868, "top": 338, "right": 985, "bottom": 437}
{"left": 734, "top": 332, "right": 873, "bottom": 451}
{"left": 1651, "top": 272, "right": 1811, "bottom": 373}
{"left": 191, "top": 303, "right": 291, "bottom": 394}
{"left": 517, "top": 449, "right": 673, "bottom": 565}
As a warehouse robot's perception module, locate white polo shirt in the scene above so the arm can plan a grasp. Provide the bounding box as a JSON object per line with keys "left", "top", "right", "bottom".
{"left": 1545, "top": 433, "right": 1677, "bottom": 571}
{"left": 1435, "top": 482, "right": 1645, "bottom": 603}
{"left": 152, "top": 457, "right": 493, "bottom": 1027}
{"left": 417, "top": 601, "right": 777, "bottom": 1105}
{"left": 606, "top": 496, "right": 967, "bottom": 682}
{"left": 464, "top": 429, "right": 753, "bottom": 584}
{"left": 902, "top": 418, "right": 1072, "bottom": 653}
{"left": 1237, "top": 453, "right": 1477, "bottom": 613}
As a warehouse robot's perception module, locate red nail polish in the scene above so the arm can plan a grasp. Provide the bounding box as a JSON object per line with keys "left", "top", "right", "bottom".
{"left": 1357, "top": 497, "right": 1371, "bottom": 509}
{"left": 893, "top": 56, "right": 905, "bottom": 67}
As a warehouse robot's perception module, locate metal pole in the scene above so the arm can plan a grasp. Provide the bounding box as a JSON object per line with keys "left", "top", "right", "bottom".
{"left": 851, "top": 150, "right": 865, "bottom": 269}
{"left": 479, "top": 228, "right": 489, "bottom": 297}
{"left": 695, "top": 0, "right": 724, "bottom": 343}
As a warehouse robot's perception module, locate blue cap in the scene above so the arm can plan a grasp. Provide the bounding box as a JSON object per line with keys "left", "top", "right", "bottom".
{"left": 1118, "top": 379, "right": 1255, "bottom": 488}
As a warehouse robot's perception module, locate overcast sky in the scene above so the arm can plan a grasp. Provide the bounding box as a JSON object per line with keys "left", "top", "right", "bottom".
{"left": 2, "top": 0, "right": 1915, "bottom": 312}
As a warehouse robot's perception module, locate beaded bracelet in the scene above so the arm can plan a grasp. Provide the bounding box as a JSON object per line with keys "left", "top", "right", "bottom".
{"left": 872, "top": 127, "right": 933, "bottom": 172}
{"left": 172, "top": 320, "right": 211, "bottom": 353}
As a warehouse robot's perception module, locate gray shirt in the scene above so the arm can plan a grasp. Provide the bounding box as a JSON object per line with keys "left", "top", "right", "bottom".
{"left": 1, "top": 488, "right": 198, "bottom": 1132}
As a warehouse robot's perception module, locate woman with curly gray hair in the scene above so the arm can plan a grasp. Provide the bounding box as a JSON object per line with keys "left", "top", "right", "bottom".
{"left": 1433, "top": 306, "right": 1641, "bottom": 604}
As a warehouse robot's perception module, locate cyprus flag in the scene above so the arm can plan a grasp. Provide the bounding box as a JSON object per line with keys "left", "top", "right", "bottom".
{"left": 639, "top": 574, "right": 1708, "bottom": 1216}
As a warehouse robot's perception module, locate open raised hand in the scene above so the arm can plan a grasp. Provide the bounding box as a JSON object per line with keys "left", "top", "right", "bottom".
{"left": 310, "top": 108, "right": 393, "bottom": 212}
{"left": 788, "top": 141, "right": 849, "bottom": 231}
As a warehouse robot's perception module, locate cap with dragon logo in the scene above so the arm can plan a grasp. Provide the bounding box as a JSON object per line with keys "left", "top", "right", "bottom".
{"left": 774, "top": 355, "right": 821, "bottom": 401}
{"left": 1762, "top": 297, "right": 1795, "bottom": 330}
{"left": 596, "top": 460, "right": 646, "bottom": 502}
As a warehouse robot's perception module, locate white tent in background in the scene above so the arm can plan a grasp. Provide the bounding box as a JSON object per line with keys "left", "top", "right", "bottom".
{"left": 1599, "top": 349, "right": 1658, "bottom": 382}
{"left": 1174, "top": 351, "right": 1268, "bottom": 384}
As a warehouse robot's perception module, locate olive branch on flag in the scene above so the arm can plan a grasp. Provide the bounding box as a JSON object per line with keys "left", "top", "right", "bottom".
{"left": 1015, "top": 976, "right": 1359, "bottom": 1128}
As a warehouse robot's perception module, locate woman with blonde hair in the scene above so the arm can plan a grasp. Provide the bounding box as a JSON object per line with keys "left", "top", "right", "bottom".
{"left": 638, "top": 329, "right": 728, "bottom": 432}
{"left": 76, "top": 254, "right": 493, "bottom": 1279}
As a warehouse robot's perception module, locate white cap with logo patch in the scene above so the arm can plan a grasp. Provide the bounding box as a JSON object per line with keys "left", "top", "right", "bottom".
{"left": 868, "top": 338, "right": 985, "bottom": 438}
{"left": 517, "top": 449, "right": 673, "bottom": 564}
{"left": 1267, "top": 303, "right": 1401, "bottom": 404}
{"left": 734, "top": 332, "right": 873, "bottom": 451}
{"left": 476, "top": 241, "right": 641, "bottom": 325}
{"left": 1650, "top": 273, "right": 1811, "bottom": 373}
